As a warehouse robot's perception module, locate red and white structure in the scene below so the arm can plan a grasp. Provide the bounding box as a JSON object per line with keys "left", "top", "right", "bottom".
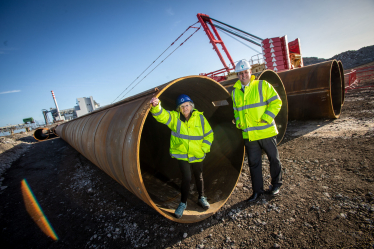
{"left": 51, "top": 90, "right": 62, "bottom": 121}
{"left": 195, "top": 13, "right": 306, "bottom": 80}
{"left": 288, "top": 38, "right": 303, "bottom": 68}
{"left": 261, "top": 36, "right": 291, "bottom": 72}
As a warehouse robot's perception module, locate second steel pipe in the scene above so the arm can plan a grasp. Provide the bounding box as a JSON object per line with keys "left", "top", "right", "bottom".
{"left": 277, "top": 60, "right": 343, "bottom": 119}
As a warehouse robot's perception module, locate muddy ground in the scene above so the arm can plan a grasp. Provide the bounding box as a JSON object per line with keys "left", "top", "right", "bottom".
{"left": 1, "top": 87, "right": 374, "bottom": 248}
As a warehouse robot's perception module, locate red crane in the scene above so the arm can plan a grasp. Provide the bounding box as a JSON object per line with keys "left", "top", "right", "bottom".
{"left": 196, "top": 13, "right": 303, "bottom": 82}
{"left": 197, "top": 13, "right": 236, "bottom": 81}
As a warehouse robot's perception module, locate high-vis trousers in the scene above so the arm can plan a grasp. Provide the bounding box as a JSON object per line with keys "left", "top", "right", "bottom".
{"left": 244, "top": 136, "right": 282, "bottom": 194}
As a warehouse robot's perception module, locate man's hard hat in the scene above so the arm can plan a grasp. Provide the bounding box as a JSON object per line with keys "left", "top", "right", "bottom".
{"left": 176, "top": 94, "right": 193, "bottom": 107}
{"left": 235, "top": 59, "right": 251, "bottom": 72}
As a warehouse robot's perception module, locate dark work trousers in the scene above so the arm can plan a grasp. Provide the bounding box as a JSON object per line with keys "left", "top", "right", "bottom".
{"left": 244, "top": 136, "right": 282, "bottom": 194}
{"left": 178, "top": 160, "right": 204, "bottom": 204}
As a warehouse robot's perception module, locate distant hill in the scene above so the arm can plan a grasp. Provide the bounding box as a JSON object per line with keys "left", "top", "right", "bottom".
{"left": 303, "top": 45, "right": 374, "bottom": 70}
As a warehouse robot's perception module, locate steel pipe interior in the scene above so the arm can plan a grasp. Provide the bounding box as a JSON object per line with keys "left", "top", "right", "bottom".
{"left": 33, "top": 128, "right": 50, "bottom": 141}
{"left": 56, "top": 76, "right": 244, "bottom": 223}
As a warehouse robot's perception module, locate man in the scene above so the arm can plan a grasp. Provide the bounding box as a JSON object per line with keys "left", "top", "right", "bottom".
{"left": 232, "top": 59, "right": 283, "bottom": 202}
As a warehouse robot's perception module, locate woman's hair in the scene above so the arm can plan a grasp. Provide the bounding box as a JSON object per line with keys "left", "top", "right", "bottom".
{"left": 176, "top": 101, "right": 195, "bottom": 112}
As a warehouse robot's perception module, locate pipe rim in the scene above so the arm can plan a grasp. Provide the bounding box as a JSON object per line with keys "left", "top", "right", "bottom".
{"left": 33, "top": 128, "right": 50, "bottom": 141}
{"left": 137, "top": 75, "right": 243, "bottom": 223}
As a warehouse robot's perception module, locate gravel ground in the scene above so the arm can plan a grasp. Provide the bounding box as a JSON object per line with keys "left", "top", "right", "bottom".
{"left": 0, "top": 87, "right": 374, "bottom": 248}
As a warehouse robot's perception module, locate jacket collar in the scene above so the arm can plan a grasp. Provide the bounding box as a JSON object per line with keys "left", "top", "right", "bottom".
{"left": 179, "top": 109, "right": 201, "bottom": 122}
{"left": 233, "top": 76, "right": 256, "bottom": 90}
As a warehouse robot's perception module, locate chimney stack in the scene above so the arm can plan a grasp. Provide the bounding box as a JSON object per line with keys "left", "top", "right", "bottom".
{"left": 51, "top": 90, "right": 62, "bottom": 120}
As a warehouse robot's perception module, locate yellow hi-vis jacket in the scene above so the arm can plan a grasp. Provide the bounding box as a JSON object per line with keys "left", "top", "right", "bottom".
{"left": 232, "top": 78, "right": 282, "bottom": 141}
{"left": 150, "top": 101, "right": 214, "bottom": 163}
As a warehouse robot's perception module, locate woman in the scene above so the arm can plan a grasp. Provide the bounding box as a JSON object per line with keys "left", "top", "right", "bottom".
{"left": 150, "top": 94, "right": 214, "bottom": 219}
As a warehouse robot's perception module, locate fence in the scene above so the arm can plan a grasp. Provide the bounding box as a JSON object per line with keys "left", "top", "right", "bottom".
{"left": 344, "top": 65, "right": 374, "bottom": 92}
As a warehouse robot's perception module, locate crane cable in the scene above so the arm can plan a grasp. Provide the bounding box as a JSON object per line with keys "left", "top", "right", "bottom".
{"left": 218, "top": 28, "right": 262, "bottom": 54}
{"left": 208, "top": 16, "right": 263, "bottom": 42}
{"left": 112, "top": 21, "right": 200, "bottom": 104}
{"left": 213, "top": 24, "right": 261, "bottom": 47}
{"left": 118, "top": 25, "right": 201, "bottom": 101}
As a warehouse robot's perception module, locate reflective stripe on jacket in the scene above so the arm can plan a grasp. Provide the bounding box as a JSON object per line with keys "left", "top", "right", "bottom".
{"left": 232, "top": 78, "right": 282, "bottom": 141}
{"left": 150, "top": 101, "right": 214, "bottom": 163}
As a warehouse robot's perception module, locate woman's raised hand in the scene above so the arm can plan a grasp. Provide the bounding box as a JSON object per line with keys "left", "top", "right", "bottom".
{"left": 150, "top": 97, "right": 160, "bottom": 107}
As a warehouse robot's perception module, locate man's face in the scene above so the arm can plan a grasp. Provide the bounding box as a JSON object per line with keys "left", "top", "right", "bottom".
{"left": 237, "top": 69, "right": 251, "bottom": 85}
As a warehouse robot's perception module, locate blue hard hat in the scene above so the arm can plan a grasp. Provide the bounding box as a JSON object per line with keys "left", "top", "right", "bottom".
{"left": 176, "top": 94, "right": 193, "bottom": 107}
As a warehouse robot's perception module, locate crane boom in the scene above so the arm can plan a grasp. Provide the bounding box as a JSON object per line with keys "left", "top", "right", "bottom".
{"left": 197, "top": 13, "right": 303, "bottom": 81}
{"left": 197, "top": 13, "right": 235, "bottom": 74}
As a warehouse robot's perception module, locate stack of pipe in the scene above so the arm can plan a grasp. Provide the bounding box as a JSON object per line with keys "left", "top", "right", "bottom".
{"left": 221, "top": 60, "right": 344, "bottom": 120}
{"left": 54, "top": 75, "right": 288, "bottom": 223}
{"left": 40, "top": 60, "right": 344, "bottom": 223}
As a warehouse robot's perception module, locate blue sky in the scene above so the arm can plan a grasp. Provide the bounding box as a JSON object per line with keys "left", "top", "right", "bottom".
{"left": 1, "top": 0, "right": 373, "bottom": 127}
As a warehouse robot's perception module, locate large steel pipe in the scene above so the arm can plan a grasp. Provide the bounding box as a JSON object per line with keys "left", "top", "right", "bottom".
{"left": 338, "top": 60, "right": 345, "bottom": 105}
{"left": 220, "top": 69, "right": 289, "bottom": 144}
{"left": 277, "top": 60, "right": 343, "bottom": 119}
{"left": 33, "top": 128, "right": 49, "bottom": 141}
{"left": 33, "top": 127, "right": 58, "bottom": 141}
{"left": 55, "top": 76, "right": 244, "bottom": 223}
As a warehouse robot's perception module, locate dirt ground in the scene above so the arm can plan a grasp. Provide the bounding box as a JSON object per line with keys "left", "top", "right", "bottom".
{"left": 1, "top": 86, "right": 374, "bottom": 248}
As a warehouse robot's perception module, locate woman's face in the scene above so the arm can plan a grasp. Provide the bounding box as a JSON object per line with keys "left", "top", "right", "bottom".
{"left": 180, "top": 102, "right": 192, "bottom": 118}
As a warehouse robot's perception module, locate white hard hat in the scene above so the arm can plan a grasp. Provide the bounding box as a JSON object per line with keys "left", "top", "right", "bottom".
{"left": 235, "top": 59, "right": 251, "bottom": 72}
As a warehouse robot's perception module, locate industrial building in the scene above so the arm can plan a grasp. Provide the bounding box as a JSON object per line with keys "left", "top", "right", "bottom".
{"left": 43, "top": 95, "right": 100, "bottom": 125}
{"left": 75, "top": 96, "right": 100, "bottom": 118}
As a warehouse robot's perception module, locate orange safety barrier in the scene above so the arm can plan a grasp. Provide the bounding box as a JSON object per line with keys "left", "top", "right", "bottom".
{"left": 344, "top": 65, "right": 374, "bottom": 92}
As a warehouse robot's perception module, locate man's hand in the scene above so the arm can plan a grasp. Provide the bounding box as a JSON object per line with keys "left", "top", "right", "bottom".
{"left": 260, "top": 119, "right": 268, "bottom": 124}
{"left": 232, "top": 119, "right": 242, "bottom": 128}
{"left": 150, "top": 97, "right": 159, "bottom": 107}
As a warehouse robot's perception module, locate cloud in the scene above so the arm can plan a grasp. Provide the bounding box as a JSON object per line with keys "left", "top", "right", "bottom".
{"left": 0, "top": 90, "right": 21, "bottom": 94}
{"left": 166, "top": 7, "right": 174, "bottom": 16}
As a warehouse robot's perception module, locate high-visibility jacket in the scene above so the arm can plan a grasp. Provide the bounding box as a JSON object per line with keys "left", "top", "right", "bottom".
{"left": 150, "top": 101, "right": 214, "bottom": 163}
{"left": 232, "top": 78, "right": 282, "bottom": 141}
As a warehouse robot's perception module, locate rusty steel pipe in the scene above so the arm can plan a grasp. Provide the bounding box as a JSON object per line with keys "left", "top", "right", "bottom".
{"left": 338, "top": 60, "right": 345, "bottom": 105}
{"left": 220, "top": 69, "right": 289, "bottom": 144}
{"left": 277, "top": 60, "right": 343, "bottom": 119}
{"left": 33, "top": 127, "right": 58, "bottom": 141}
{"left": 55, "top": 76, "right": 245, "bottom": 223}
{"left": 33, "top": 128, "right": 50, "bottom": 141}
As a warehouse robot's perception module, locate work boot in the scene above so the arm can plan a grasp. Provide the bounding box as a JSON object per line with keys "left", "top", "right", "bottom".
{"left": 198, "top": 196, "right": 210, "bottom": 210}
{"left": 174, "top": 202, "right": 187, "bottom": 219}
{"left": 247, "top": 192, "right": 262, "bottom": 203}
{"left": 271, "top": 186, "right": 281, "bottom": 195}
{"left": 266, "top": 185, "right": 281, "bottom": 195}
